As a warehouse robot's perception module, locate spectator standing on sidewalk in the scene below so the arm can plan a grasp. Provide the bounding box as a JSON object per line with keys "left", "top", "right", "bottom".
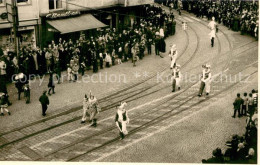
{"left": 24, "top": 84, "right": 30, "bottom": 104}
{"left": 232, "top": 93, "right": 243, "bottom": 118}
{"left": 252, "top": 89, "right": 258, "bottom": 112}
{"left": 39, "top": 90, "right": 49, "bottom": 116}
{"left": 242, "top": 93, "right": 248, "bottom": 116}
{"left": 48, "top": 72, "right": 55, "bottom": 95}
{"left": 154, "top": 32, "right": 161, "bottom": 56}
{"left": 0, "top": 93, "right": 11, "bottom": 116}
{"left": 248, "top": 93, "right": 254, "bottom": 118}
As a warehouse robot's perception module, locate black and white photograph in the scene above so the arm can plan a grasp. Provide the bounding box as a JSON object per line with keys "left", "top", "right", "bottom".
{"left": 0, "top": 0, "right": 258, "bottom": 163}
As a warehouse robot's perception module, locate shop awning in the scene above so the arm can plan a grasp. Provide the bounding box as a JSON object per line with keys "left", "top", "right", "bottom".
{"left": 47, "top": 14, "right": 107, "bottom": 34}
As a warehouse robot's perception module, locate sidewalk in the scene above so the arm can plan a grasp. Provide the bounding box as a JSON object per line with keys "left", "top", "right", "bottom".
{"left": 1, "top": 24, "right": 187, "bottom": 132}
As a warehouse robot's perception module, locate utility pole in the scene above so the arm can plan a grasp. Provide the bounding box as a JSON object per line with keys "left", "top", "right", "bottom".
{"left": 7, "top": 0, "right": 19, "bottom": 56}
{"left": 12, "top": 0, "right": 19, "bottom": 57}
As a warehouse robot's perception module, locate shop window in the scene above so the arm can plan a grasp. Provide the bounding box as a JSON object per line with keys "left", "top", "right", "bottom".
{"left": 17, "top": 0, "right": 28, "bottom": 3}
{"left": 49, "top": 0, "right": 62, "bottom": 10}
{"left": 0, "top": 0, "right": 4, "bottom": 6}
{"left": 16, "top": 0, "right": 31, "bottom": 5}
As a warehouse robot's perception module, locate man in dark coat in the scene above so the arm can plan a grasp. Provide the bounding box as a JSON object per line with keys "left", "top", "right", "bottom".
{"left": 232, "top": 93, "right": 243, "bottom": 118}
{"left": 39, "top": 90, "right": 49, "bottom": 116}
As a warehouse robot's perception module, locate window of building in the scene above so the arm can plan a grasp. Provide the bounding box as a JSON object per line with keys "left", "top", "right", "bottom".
{"left": 17, "top": 0, "right": 28, "bottom": 3}
{"left": 16, "top": 0, "right": 31, "bottom": 5}
{"left": 0, "top": 0, "right": 4, "bottom": 5}
{"left": 49, "top": 0, "right": 62, "bottom": 10}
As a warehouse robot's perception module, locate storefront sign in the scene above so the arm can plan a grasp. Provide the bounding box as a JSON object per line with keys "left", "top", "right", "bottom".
{"left": 125, "top": 0, "right": 154, "bottom": 6}
{"left": 46, "top": 11, "right": 80, "bottom": 19}
{"left": 18, "top": 26, "right": 34, "bottom": 31}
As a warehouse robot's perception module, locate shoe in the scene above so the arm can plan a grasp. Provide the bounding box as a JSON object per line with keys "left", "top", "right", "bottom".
{"left": 53, "top": 92, "right": 55, "bottom": 94}
{"left": 178, "top": 87, "right": 181, "bottom": 90}
{"left": 8, "top": 112, "right": 11, "bottom": 115}
{"left": 81, "top": 121, "right": 86, "bottom": 124}
{"left": 198, "top": 94, "right": 202, "bottom": 97}
{"left": 42, "top": 114, "right": 46, "bottom": 117}
{"left": 172, "top": 90, "right": 175, "bottom": 92}
{"left": 0, "top": 113, "right": 4, "bottom": 116}
{"left": 206, "top": 93, "right": 209, "bottom": 96}
{"left": 232, "top": 116, "right": 235, "bottom": 118}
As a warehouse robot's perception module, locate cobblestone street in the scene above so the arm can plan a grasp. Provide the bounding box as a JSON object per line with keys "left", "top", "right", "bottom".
{"left": 0, "top": 1, "right": 258, "bottom": 163}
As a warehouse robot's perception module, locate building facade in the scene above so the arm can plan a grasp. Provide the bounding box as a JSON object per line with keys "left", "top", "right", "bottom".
{"left": 0, "top": 0, "right": 40, "bottom": 50}
{"left": 0, "top": 0, "right": 154, "bottom": 49}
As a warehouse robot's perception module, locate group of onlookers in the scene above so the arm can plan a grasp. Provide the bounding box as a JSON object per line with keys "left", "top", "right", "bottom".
{"left": 0, "top": 4, "right": 177, "bottom": 116}
{"left": 181, "top": 0, "right": 258, "bottom": 39}
{"left": 202, "top": 113, "right": 257, "bottom": 164}
{"left": 202, "top": 89, "right": 258, "bottom": 163}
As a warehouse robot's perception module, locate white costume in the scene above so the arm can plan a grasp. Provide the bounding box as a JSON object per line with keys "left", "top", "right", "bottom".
{"left": 209, "top": 29, "right": 216, "bottom": 39}
{"left": 115, "top": 102, "right": 129, "bottom": 138}
{"left": 171, "top": 65, "right": 181, "bottom": 91}
{"left": 169, "top": 44, "right": 178, "bottom": 69}
{"left": 202, "top": 66, "right": 212, "bottom": 94}
{"left": 208, "top": 17, "right": 217, "bottom": 30}
{"left": 81, "top": 96, "right": 89, "bottom": 123}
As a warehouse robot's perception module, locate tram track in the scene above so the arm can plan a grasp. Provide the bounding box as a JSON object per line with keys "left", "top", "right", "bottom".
{"left": 49, "top": 62, "right": 258, "bottom": 162}
{"left": 2, "top": 9, "right": 256, "bottom": 162}
{"left": 0, "top": 20, "right": 192, "bottom": 149}
{"left": 0, "top": 8, "right": 252, "bottom": 157}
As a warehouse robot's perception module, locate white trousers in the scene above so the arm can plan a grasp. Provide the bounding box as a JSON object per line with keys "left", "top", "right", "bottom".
{"left": 205, "top": 81, "right": 211, "bottom": 93}
{"left": 170, "top": 56, "right": 177, "bottom": 68}
{"left": 121, "top": 121, "right": 128, "bottom": 135}
{"left": 81, "top": 108, "right": 88, "bottom": 121}
{"left": 1, "top": 108, "right": 9, "bottom": 113}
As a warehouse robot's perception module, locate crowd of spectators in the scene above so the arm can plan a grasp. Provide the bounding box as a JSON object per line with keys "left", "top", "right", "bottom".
{"left": 181, "top": 0, "right": 258, "bottom": 39}
{"left": 202, "top": 89, "right": 258, "bottom": 164}
{"left": 0, "top": 5, "right": 176, "bottom": 106}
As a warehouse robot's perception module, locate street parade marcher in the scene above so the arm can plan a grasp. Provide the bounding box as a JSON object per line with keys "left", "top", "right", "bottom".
{"left": 209, "top": 29, "right": 216, "bottom": 47}
{"left": 39, "top": 90, "right": 49, "bottom": 116}
{"left": 208, "top": 17, "right": 217, "bottom": 31}
{"left": 81, "top": 94, "right": 90, "bottom": 124}
{"left": 198, "top": 64, "right": 212, "bottom": 97}
{"left": 0, "top": 93, "right": 11, "bottom": 116}
{"left": 232, "top": 93, "right": 243, "bottom": 118}
{"left": 169, "top": 44, "right": 178, "bottom": 69}
{"left": 171, "top": 64, "right": 181, "bottom": 92}
{"left": 115, "top": 102, "right": 129, "bottom": 140}
{"left": 88, "top": 91, "right": 100, "bottom": 127}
